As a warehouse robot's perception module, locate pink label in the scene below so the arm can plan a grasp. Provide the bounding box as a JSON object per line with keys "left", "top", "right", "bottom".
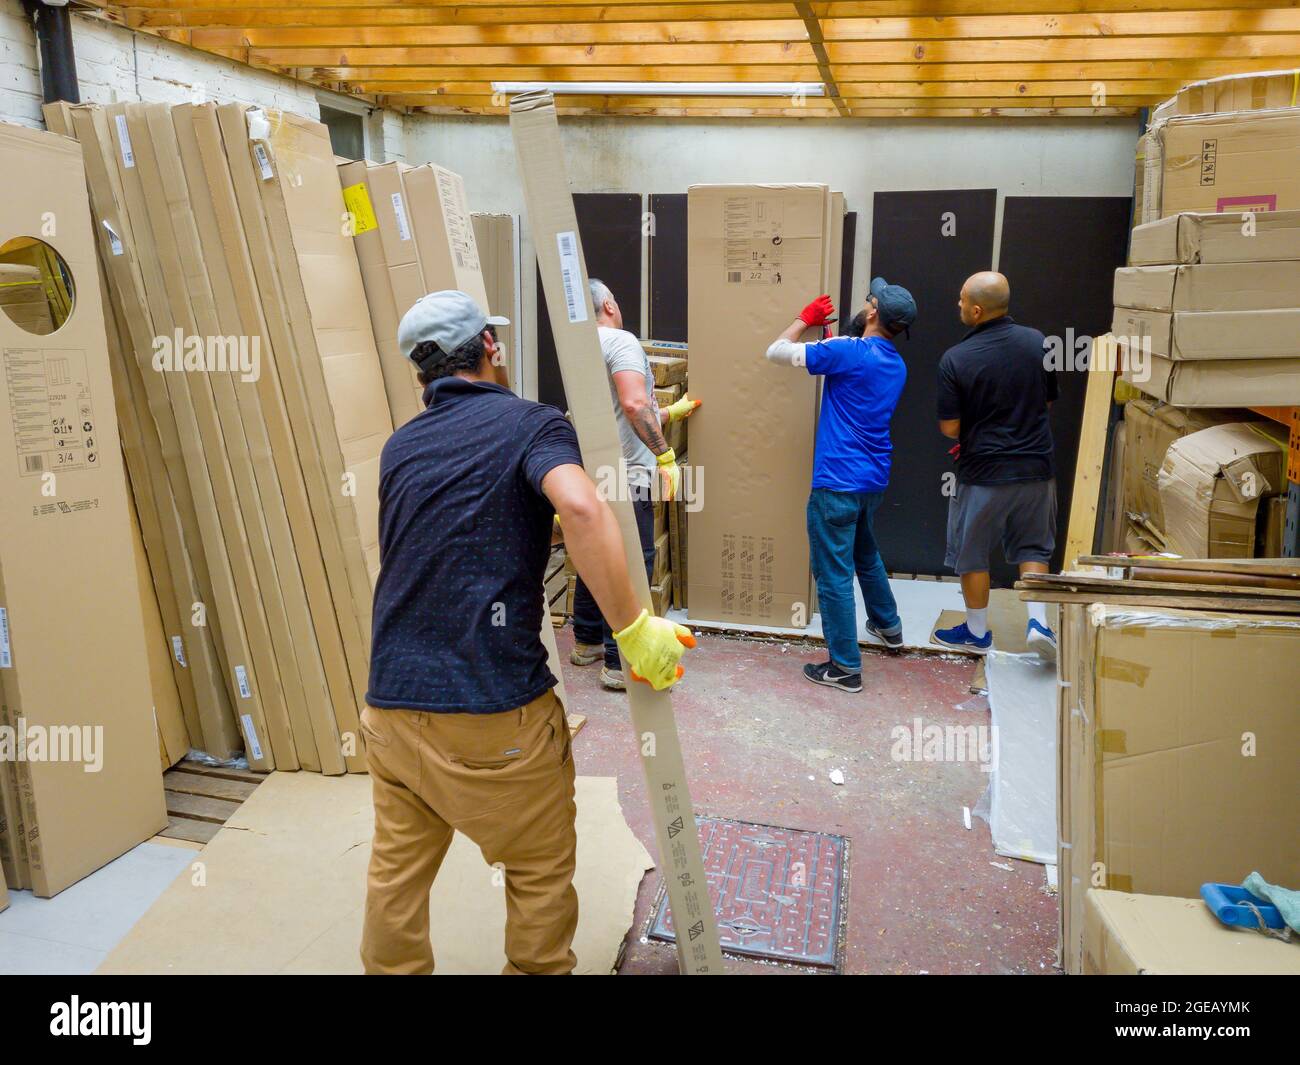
{"left": 1217, "top": 194, "right": 1277, "bottom": 212}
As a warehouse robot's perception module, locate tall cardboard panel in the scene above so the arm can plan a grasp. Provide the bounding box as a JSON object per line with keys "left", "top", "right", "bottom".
{"left": 686, "top": 184, "right": 827, "bottom": 627}
{"left": 0, "top": 122, "right": 167, "bottom": 895}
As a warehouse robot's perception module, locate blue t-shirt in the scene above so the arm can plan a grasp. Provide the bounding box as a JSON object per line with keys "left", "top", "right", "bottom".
{"left": 366, "top": 377, "right": 583, "bottom": 713}
{"left": 803, "top": 335, "right": 907, "bottom": 493}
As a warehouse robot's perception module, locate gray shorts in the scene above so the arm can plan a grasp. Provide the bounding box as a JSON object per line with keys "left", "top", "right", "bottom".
{"left": 945, "top": 479, "right": 1057, "bottom": 575}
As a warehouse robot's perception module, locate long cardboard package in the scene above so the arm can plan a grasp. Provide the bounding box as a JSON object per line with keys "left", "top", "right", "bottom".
{"left": 1053, "top": 601, "right": 1300, "bottom": 973}
{"left": 1164, "top": 68, "right": 1300, "bottom": 119}
{"left": 1144, "top": 107, "right": 1300, "bottom": 222}
{"left": 510, "top": 90, "right": 722, "bottom": 973}
{"left": 1123, "top": 348, "right": 1300, "bottom": 407}
{"left": 1111, "top": 306, "right": 1300, "bottom": 361}
{"left": 472, "top": 212, "right": 519, "bottom": 387}
{"left": 1084, "top": 890, "right": 1300, "bottom": 975}
{"left": 0, "top": 121, "right": 167, "bottom": 895}
{"left": 1128, "top": 209, "right": 1300, "bottom": 266}
{"left": 1113, "top": 260, "right": 1300, "bottom": 313}
{"left": 686, "top": 183, "right": 828, "bottom": 627}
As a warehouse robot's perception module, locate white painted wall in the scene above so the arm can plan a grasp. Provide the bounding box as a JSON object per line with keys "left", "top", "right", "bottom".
{"left": 0, "top": 0, "right": 406, "bottom": 159}
{"left": 408, "top": 113, "right": 1142, "bottom": 398}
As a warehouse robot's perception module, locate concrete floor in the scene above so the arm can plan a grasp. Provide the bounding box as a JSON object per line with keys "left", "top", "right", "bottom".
{"left": 554, "top": 625, "right": 1060, "bottom": 975}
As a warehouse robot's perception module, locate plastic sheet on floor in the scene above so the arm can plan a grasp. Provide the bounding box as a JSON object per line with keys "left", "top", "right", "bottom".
{"left": 974, "top": 651, "right": 1057, "bottom": 865}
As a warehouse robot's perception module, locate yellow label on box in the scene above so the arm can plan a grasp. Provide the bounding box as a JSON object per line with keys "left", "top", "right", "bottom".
{"left": 342, "top": 182, "right": 378, "bottom": 235}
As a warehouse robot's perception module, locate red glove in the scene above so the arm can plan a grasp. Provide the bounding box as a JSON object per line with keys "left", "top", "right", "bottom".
{"left": 948, "top": 443, "right": 961, "bottom": 461}
{"left": 798, "top": 294, "right": 835, "bottom": 328}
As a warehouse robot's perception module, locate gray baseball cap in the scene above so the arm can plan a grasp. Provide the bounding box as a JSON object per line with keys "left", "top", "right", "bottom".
{"left": 397, "top": 289, "right": 509, "bottom": 364}
{"left": 869, "top": 276, "right": 918, "bottom": 337}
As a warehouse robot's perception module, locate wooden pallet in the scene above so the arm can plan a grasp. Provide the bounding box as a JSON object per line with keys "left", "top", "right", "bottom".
{"left": 158, "top": 763, "right": 267, "bottom": 844}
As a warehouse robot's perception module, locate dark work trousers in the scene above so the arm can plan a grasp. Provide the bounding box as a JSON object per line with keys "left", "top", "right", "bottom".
{"left": 572, "top": 488, "right": 657, "bottom": 669}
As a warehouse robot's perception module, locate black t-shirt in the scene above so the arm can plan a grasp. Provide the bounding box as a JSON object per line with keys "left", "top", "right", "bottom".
{"left": 367, "top": 377, "right": 583, "bottom": 713}
{"left": 936, "top": 316, "right": 1058, "bottom": 485}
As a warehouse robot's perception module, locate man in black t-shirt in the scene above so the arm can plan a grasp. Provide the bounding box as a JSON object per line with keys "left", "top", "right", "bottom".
{"left": 361, "top": 290, "right": 696, "bottom": 975}
{"left": 933, "top": 272, "right": 1058, "bottom": 660}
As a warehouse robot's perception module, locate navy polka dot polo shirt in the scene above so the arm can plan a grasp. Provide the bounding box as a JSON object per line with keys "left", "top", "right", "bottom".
{"left": 366, "top": 376, "right": 583, "bottom": 713}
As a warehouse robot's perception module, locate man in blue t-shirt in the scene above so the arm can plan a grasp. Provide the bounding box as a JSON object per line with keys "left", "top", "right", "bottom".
{"left": 765, "top": 277, "right": 917, "bottom": 693}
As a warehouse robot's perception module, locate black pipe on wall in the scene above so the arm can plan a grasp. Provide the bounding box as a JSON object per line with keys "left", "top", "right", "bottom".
{"left": 24, "top": 1, "right": 80, "bottom": 105}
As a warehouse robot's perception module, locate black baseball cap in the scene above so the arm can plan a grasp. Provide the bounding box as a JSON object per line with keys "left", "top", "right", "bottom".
{"left": 869, "top": 276, "right": 918, "bottom": 338}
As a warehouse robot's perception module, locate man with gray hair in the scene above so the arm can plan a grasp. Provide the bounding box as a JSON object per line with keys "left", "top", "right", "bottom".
{"left": 568, "top": 279, "right": 700, "bottom": 689}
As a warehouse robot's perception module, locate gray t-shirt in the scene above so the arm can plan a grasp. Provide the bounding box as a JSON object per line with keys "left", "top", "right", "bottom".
{"left": 598, "top": 325, "right": 659, "bottom": 490}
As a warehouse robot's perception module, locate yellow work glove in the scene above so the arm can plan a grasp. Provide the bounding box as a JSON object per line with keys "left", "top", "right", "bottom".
{"left": 664, "top": 393, "right": 701, "bottom": 423}
{"left": 613, "top": 609, "right": 696, "bottom": 690}
{"left": 656, "top": 447, "right": 681, "bottom": 502}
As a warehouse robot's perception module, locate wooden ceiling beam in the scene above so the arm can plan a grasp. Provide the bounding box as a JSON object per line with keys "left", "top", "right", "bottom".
{"left": 376, "top": 92, "right": 1160, "bottom": 108}
{"left": 406, "top": 102, "right": 1138, "bottom": 117}
{"left": 175, "top": 9, "right": 1300, "bottom": 49}
{"left": 102, "top": 0, "right": 1300, "bottom": 11}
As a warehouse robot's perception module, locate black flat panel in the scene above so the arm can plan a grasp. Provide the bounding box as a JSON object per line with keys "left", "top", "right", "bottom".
{"left": 535, "top": 192, "right": 643, "bottom": 410}
{"left": 649, "top": 193, "right": 687, "bottom": 342}
{"left": 838, "top": 210, "right": 857, "bottom": 322}
{"left": 868, "top": 189, "right": 997, "bottom": 577}
{"left": 998, "top": 196, "right": 1132, "bottom": 576}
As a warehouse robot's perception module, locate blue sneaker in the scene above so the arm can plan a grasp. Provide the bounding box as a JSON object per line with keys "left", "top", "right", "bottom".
{"left": 1026, "top": 618, "right": 1057, "bottom": 662}
{"left": 933, "top": 621, "right": 993, "bottom": 655}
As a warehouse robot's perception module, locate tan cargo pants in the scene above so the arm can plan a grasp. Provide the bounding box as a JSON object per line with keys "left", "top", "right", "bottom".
{"left": 359, "top": 689, "right": 578, "bottom": 975}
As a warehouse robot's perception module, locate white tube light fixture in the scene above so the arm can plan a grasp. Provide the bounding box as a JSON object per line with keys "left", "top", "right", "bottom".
{"left": 490, "top": 81, "right": 825, "bottom": 98}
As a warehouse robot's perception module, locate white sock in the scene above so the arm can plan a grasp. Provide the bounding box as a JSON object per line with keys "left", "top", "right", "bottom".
{"left": 966, "top": 607, "right": 989, "bottom": 638}
{"left": 1027, "top": 602, "right": 1047, "bottom": 627}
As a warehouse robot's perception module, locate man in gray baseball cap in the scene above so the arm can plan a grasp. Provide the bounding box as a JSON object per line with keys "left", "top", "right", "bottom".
{"left": 398, "top": 288, "right": 512, "bottom": 383}
{"left": 362, "top": 289, "right": 695, "bottom": 975}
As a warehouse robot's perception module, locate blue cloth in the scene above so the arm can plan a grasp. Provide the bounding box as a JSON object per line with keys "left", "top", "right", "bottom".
{"left": 367, "top": 376, "right": 583, "bottom": 714}
{"left": 807, "top": 488, "right": 901, "bottom": 672}
{"left": 803, "top": 335, "right": 907, "bottom": 493}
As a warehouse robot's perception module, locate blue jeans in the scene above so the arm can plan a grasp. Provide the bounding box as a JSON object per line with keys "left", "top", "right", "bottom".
{"left": 807, "top": 487, "right": 901, "bottom": 672}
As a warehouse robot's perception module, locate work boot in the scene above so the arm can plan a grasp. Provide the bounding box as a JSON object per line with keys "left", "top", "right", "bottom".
{"left": 600, "top": 665, "right": 626, "bottom": 690}
{"left": 803, "top": 660, "right": 863, "bottom": 693}
{"left": 570, "top": 641, "right": 603, "bottom": 666}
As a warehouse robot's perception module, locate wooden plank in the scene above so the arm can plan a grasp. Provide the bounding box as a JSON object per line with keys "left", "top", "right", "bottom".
{"left": 1016, "top": 589, "right": 1300, "bottom": 615}
{"left": 165, "top": 790, "right": 243, "bottom": 824}
{"left": 1079, "top": 554, "right": 1300, "bottom": 580}
{"left": 1020, "top": 572, "right": 1300, "bottom": 599}
{"left": 170, "top": 762, "right": 270, "bottom": 786}
{"left": 163, "top": 769, "right": 260, "bottom": 802}
{"left": 158, "top": 817, "right": 223, "bottom": 844}
{"left": 1062, "top": 336, "right": 1116, "bottom": 569}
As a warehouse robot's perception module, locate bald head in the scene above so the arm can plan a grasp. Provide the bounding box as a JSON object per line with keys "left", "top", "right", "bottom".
{"left": 959, "top": 271, "right": 1009, "bottom": 327}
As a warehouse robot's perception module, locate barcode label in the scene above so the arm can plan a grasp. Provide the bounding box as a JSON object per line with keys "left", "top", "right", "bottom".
{"left": 171, "top": 635, "right": 187, "bottom": 668}
{"left": 253, "top": 143, "right": 274, "bottom": 180}
{"left": 114, "top": 114, "right": 135, "bottom": 168}
{"left": 23, "top": 455, "right": 43, "bottom": 473}
{"left": 102, "top": 219, "right": 124, "bottom": 256}
{"left": 234, "top": 664, "right": 251, "bottom": 699}
{"left": 0, "top": 607, "right": 10, "bottom": 668}
{"left": 727, "top": 271, "right": 742, "bottom": 283}
{"left": 240, "top": 714, "right": 264, "bottom": 762}
{"left": 556, "top": 231, "right": 587, "bottom": 323}
{"left": 391, "top": 193, "right": 411, "bottom": 241}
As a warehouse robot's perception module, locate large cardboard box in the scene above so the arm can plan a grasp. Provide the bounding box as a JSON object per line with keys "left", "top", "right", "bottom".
{"left": 0, "top": 121, "right": 167, "bottom": 895}
{"left": 1113, "top": 260, "right": 1300, "bottom": 313}
{"left": 686, "top": 183, "right": 828, "bottom": 626}
{"left": 1124, "top": 347, "right": 1300, "bottom": 406}
{"left": 1171, "top": 69, "right": 1300, "bottom": 118}
{"left": 1112, "top": 305, "right": 1300, "bottom": 361}
{"left": 1121, "top": 399, "right": 1239, "bottom": 534}
{"left": 1057, "top": 603, "right": 1300, "bottom": 972}
{"left": 1147, "top": 107, "right": 1300, "bottom": 220}
{"left": 1157, "top": 421, "right": 1287, "bottom": 556}
{"left": 1128, "top": 209, "right": 1300, "bottom": 266}
{"left": 1084, "top": 890, "right": 1300, "bottom": 975}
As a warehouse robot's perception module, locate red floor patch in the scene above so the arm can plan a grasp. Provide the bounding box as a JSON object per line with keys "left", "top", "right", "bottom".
{"left": 647, "top": 817, "right": 849, "bottom": 970}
